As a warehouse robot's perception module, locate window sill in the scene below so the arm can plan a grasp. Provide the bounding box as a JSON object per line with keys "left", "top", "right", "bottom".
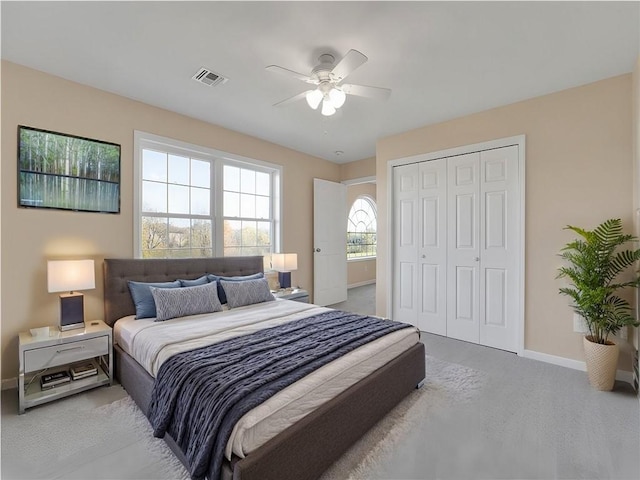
{"left": 347, "top": 257, "right": 377, "bottom": 263}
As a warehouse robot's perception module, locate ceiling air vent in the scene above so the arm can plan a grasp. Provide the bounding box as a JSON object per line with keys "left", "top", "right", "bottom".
{"left": 192, "top": 67, "right": 228, "bottom": 87}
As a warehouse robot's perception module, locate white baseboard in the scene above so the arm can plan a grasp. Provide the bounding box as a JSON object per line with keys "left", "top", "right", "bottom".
{"left": 2, "top": 377, "right": 17, "bottom": 390}
{"left": 522, "top": 349, "right": 634, "bottom": 384}
{"left": 348, "top": 280, "right": 376, "bottom": 289}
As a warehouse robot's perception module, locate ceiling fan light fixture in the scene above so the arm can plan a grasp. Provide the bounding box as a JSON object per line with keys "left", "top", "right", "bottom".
{"left": 306, "top": 89, "right": 323, "bottom": 110}
{"left": 328, "top": 87, "right": 346, "bottom": 108}
{"left": 321, "top": 100, "right": 336, "bottom": 116}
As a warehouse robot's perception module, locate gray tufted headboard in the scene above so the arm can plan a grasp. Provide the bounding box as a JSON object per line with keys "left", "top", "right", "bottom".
{"left": 103, "top": 256, "right": 264, "bottom": 326}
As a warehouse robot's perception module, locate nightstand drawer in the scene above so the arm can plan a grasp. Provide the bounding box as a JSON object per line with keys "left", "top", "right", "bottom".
{"left": 23, "top": 336, "right": 108, "bottom": 372}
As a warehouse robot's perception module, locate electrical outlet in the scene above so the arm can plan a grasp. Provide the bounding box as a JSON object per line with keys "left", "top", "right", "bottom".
{"left": 573, "top": 313, "right": 588, "bottom": 333}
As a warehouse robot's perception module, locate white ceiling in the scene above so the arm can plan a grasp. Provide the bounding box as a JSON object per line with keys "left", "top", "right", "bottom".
{"left": 2, "top": 1, "right": 639, "bottom": 164}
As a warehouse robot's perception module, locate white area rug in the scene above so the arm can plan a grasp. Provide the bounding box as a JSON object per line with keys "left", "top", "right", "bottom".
{"left": 1, "top": 355, "right": 484, "bottom": 480}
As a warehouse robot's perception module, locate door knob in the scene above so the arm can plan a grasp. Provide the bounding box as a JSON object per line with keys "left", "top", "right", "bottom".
{"left": 421, "top": 254, "right": 426, "bottom": 259}
{"left": 315, "top": 248, "right": 321, "bottom": 253}
{"left": 474, "top": 257, "right": 480, "bottom": 262}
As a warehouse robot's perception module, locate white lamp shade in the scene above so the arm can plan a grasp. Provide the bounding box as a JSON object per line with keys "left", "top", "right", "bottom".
{"left": 272, "top": 253, "right": 298, "bottom": 272}
{"left": 329, "top": 87, "right": 346, "bottom": 108}
{"left": 306, "top": 89, "right": 323, "bottom": 110}
{"left": 321, "top": 100, "right": 336, "bottom": 116}
{"left": 47, "top": 260, "right": 96, "bottom": 293}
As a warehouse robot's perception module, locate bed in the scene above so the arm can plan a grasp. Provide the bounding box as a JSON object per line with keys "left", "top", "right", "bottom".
{"left": 103, "top": 256, "right": 426, "bottom": 480}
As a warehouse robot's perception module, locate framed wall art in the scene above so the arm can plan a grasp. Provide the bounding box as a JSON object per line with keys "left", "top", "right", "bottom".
{"left": 18, "top": 126, "right": 121, "bottom": 213}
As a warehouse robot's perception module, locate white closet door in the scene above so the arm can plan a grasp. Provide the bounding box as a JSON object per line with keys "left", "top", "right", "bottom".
{"left": 393, "top": 163, "right": 419, "bottom": 327}
{"left": 479, "top": 146, "right": 519, "bottom": 351}
{"left": 447, "top": 153, "right": 481, "bottom": 343}
{"left": 418, "top": 160, "right": 447, "bottom": 335}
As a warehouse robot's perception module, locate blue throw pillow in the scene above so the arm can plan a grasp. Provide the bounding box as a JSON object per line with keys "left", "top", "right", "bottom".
{"left": 151, "top": 281, "right": 222, "bottom": 321}
{"left": 178, "top": 275, "right": 210, "bottom": 287}
{"left": 206, "top": 272, "right": 264, "bottom": 304}
{"left": 128, "top": 280, "right": 181, "bottom": 319}
{"left": 220, "top": 278, "right": 274, "bottom": 309}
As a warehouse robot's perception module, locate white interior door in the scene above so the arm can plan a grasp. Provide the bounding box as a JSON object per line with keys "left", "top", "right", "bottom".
{"left": 313, "top": 178, "right": 347, "bottom": 306}
{"left": 418, "top": 160, "right": 447, "bottom": 335}
{"left": 447, "top": 153, "right": 481, "bottom": 343}
{"left": 479, "top": 146, "right": 520, "bottom": 351}
{"left": 392, "top": 163, "right": 419, "bottom": 327}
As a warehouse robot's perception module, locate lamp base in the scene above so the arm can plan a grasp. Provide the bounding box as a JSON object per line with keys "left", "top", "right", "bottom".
{"left": 59, "top": 292, "right": 85, "bottom": 331}
{"left": 278, "top": 271, "right": 292, "bottom": 289}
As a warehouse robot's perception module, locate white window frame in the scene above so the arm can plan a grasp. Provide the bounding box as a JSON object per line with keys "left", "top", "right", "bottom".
{"left": 347, "top": 194, "right": 377, "bottom": 261}
{"left": 134, "top": 131, "right": 282, "bottom": 258}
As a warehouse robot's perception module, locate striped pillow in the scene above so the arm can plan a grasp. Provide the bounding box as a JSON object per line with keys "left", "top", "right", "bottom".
{"left": 220, "top": 278, "right": 274, "bottom": 309}
{"left": 150, "top": 281, "right": 223, "bottom": 321}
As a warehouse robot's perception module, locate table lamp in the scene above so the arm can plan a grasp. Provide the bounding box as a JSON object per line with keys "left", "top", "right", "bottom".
{"left": 272, "top": 253, "right": 297, "bottom": 289}
{"left": 47, "top": 259, "right": 95, "bottom": 331}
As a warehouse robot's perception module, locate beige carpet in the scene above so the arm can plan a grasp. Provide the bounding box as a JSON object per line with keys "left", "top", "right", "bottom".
{"left": 1, "top": 355, "right": 484, "bottom": 480}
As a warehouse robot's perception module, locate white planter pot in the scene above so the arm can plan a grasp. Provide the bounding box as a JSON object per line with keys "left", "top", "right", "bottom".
{"left": 583, "top": 335, "right": 619, "bottom": 391}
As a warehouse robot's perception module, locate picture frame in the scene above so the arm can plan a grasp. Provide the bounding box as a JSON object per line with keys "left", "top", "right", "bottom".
{"left": 18, "top": 126, "right": 121, "bottom": 214}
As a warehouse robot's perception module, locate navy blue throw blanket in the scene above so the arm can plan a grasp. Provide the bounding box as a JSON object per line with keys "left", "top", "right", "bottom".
{"left": 147, "top": 310, "right": 413, "bottom": 480}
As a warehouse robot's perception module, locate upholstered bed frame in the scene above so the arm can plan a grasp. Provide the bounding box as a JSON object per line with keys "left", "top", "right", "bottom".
{"left": 103, "top": 257, "right": 426, "bottom": 480}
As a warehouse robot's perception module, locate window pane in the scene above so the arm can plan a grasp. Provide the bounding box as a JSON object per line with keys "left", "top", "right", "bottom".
{"left": 240, "top": 193, "right": 256, "bottom": 218}
{"left": 142, "top": 149, "right": 167, "bottom": 182}
{"left": 168, "top": 218, "right": 190, "bottom": 248}
{"left": 347, "top": 196, "right": 377, "bottom": 259}
{"left": 141, "top": 216, "right": 167, "bottom": 252}
{"left": 242, "top": 221, "right": 257, "bottom": 246}
{"left": 240, "top": 168, "right": 255, "bottom": 194}
{"left": 142, "top": 181, "right": 167, "bottom": 213}
{"left": 168, "top": 185, "right": 189, "bottom": 214}
{"left": 256, "top": 172, "right": 270, "bottom": 196}
{"left": 257, "top": 221, "right": 271, "bottom": 246}
{"left": 191, "top": 187, "right": 210, "bottom": 215}
{"left": 224, "top": 165, "right": 240, "bottom": 192}
{"left": 168, "top": 154, "right": 189, "bottom": 185}
{"left": 191, "top": 219, "right": 212, "bottom": 256}
{"left": 224, "top": 220, "right": 241, "bottom": 246}
{"left": 224, "top": 246, "right": 242, "bottom": 257}
{"left": 223, "top": 191, "right": 240, "bottom": 217}
{"left": 191, "top": 159, "right": 210, "bottom": 188}
{"left": 255, "top": 196, "right": 270, "bottom": 219}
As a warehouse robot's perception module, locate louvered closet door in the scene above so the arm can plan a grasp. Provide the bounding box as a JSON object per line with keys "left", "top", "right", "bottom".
{"left": 446, "top": 153, "right": 481, "bottom": 343}
{"left": 479, "top": 146, "right": 519, "bottom": 351}
{"left": 418, "top": 160, "right": 447, "bottom": 335}
{"left": 393, "top": 163, "right": 419, "bottom": 327}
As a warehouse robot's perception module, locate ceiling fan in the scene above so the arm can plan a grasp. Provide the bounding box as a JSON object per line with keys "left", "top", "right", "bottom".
{"left": 266, "top": 49, "right": 391, "bottom": 116}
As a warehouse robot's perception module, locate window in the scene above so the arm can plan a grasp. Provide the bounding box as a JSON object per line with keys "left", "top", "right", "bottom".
{"left": 347, "top": 196, "right": 377, "bottom": 259}
{"left": 134, "top": 132, "right": 280, "bottom": 259}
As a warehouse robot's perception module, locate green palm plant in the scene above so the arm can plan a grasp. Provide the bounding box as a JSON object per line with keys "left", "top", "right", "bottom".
{"left": 558, "top": 218, "right": 640, "bottom": 344}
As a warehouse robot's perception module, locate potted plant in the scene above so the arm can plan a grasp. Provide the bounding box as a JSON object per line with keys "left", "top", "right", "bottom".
{"left": 557, "top": 218, "right": 640, "bottom": 391}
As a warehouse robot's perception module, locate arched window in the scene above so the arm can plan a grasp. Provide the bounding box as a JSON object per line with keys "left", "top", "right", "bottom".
{"left": 347, "top": 196, "right": 377, "bottom": 259}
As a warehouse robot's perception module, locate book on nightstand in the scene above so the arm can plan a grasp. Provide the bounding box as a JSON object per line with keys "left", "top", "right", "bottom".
{"left": 40, "top": 370, "right": 71, "bottom": 389}
{"left": 70, "top": 362, "right": 98, "bottom": 381}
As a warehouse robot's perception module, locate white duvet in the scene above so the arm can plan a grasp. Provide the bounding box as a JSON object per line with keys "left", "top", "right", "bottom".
{"left": 113, "top": 300, "right": 419, "bottom": 459}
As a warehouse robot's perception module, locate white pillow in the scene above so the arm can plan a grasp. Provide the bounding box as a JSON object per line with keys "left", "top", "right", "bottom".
{"left": 150, "top": 281, "right": 222, "bottom": 321}
{"left": 220, "top": 278, "right": 275, "bottom": 309}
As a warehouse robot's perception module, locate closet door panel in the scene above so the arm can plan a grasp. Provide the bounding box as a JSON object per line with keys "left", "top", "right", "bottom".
{"left": 447, "top": 153, "right": 480, "bottom": 343}
{"left": 479, "top": 145, "right": 519, "bottom": 351}
{"left": 393, "top": 163, "right": 419, "bottom": 327}
{"left": 418, "top": 160, "right": 447, "bottom": 335}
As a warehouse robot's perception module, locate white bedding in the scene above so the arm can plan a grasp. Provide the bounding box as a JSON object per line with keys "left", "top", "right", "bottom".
{"left": 113, "top": 300, "right": 419, "bottom": 459}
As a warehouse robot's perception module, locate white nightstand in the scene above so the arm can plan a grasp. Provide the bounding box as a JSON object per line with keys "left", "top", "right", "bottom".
{"left": 18, "top": 320, "right": 113, "bottom": 414}
{"left": 272, "top": 288, "right": 309, "bottom": 303}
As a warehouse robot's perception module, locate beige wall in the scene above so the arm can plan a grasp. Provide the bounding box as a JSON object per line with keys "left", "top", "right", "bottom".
{"left": 377, "top": 74, "right": 634, "bottom": 368}
{"left": 340, "top": 156, "right": 375, "bottom": 181}
{"left": 0, "top": 61, "right": 341, "bottom": 381}
{"left": 346, "top": 182, "right": 377, "bottom": 286}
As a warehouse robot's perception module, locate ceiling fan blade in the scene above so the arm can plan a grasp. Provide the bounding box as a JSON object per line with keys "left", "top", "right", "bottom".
{"left": 266, "top": 65, "right": 315, "bottom": 84}
{"left": 273, "top": 90, "right": 312, "bottom": 107}
{"left": 330, "top": 49, "right": 368, "bottom": 82}
{"left": 341, "top": 83, "right": 391, "bottom": 101}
